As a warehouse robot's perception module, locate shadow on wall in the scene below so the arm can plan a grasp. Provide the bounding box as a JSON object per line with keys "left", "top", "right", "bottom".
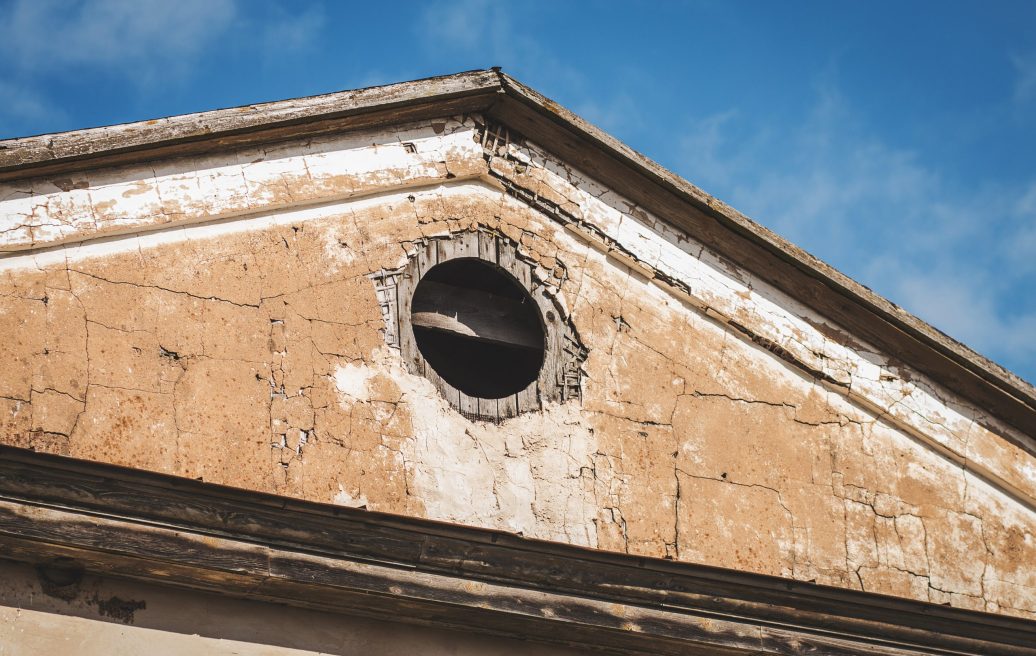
{"left": 1, "top": 559, "right": 588, "bottom": 656}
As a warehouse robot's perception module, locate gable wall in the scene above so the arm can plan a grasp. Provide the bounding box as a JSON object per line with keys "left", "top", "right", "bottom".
{"left": 1, "top": 116, "right": 1034, "bottom": 618}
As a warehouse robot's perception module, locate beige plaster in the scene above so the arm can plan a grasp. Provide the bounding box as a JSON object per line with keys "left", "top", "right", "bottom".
{"left": 1, "top": 117, "right": 1034, "bottom": 619}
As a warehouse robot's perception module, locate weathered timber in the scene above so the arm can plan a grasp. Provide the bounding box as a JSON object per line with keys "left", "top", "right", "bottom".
{"left": 0, "top": 70, "right": 501, "bottom": 181}
{"left": 0, "top": 446, "right": 1033, "bottom": 656}
{"left": 0, "top": 69, "right": 1032, "bottom": 444}
{"left": 387, "top": 229, "right": 581, "bottom": 420}
{"left": 411, "top": 280, "right": 543, "bottom": 350}
{"left": 488, "top": 73, "right": 1036, "bottom": 445}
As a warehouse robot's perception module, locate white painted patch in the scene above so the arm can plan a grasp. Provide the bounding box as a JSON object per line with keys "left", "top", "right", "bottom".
{"left": 335, "top": 347, "right": 601, "bottom": 545}
{"left": 0, "top": 119, "right": 483, "bottom": 254}
{"left": 0, "top": 181, "right": 498, "bottom": 273}
{"left": 333, "top": 485, "right": 369, "bottom": 509}
{"left": 333, "top": 361, "right": 377, "bottom": 402}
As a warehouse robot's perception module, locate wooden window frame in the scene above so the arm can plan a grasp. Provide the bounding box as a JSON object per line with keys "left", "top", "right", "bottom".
{"left": 372, "top": 229, "right": 585, "bottom": 422}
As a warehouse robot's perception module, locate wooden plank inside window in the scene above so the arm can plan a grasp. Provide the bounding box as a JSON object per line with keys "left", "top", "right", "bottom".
{"left": 411, "top": 280, "right": 542, "bottom": 350}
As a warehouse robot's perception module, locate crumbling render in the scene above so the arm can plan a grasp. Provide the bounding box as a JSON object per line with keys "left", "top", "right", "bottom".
{"left": 0, "top": 116, "right": 1034, "bottom": 619}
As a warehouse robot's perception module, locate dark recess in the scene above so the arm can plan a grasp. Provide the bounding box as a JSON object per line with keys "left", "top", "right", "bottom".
{"left": 412, "top": 258, "right": 544, "bottom": 398}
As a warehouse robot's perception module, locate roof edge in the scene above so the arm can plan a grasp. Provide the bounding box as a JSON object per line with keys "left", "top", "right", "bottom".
{"left": 489, "top": 71, "right": 1036, "bottom": 440}
{"left": 0, "top": 69, "right": 504, "bottom": 179}
{"left": 1, "top": 68, "right": 1034, "bottom": 440}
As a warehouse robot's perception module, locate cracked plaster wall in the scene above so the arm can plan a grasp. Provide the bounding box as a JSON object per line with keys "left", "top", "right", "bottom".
{"left": 1, "top": 117, "right": 1034, "bottom": 619}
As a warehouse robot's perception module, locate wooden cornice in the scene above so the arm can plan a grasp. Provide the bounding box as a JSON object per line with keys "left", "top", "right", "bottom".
{"left": 0, "top": 445, "right": 1032, "bottom": 655}
{"left": 486, "top": 73, "right": 1036, "bottom": 447}
{"left": 0, "top": 70, "right": 504, "bottom": 182}
{"left": 0, "top": 69, "right": 1033, "bottom": 445}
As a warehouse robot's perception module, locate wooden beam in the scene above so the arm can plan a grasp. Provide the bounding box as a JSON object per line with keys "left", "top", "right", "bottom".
{"left": 0, "top": 70, "right": 503, "bottom": 182}
{"left": 411, "top": 280, "right": 543, "bottom": 350}
{"left": 2, "top": 67, "right": 1035, "bottom": 442}
{"left": 486, "top": 77, "right": 1036, "bottom": 444}
{"left": 0, "top": 446, "right": 1032, "bottom": 656}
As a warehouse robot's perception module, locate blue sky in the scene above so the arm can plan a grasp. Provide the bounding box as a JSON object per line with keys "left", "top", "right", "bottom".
{"left": 2, "top": 0, "right": 1035, "bottom": 383}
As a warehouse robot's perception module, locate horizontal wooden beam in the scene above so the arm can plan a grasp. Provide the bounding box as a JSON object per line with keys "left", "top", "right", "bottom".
{"left": 0, "top": 446, "right": 1032, "bottom": 655}
{"left": 0, "top": 70, "right": 503, "bottom": 182}
{"left": 412, "top": 280, "right": 543, "bottom": 350}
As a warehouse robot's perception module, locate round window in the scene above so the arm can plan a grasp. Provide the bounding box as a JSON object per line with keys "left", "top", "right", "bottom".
{"left": 410, "top": 258, "right": 545, "bottom": 399}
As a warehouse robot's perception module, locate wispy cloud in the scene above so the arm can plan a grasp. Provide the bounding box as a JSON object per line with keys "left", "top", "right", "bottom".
{"left": 678, "top": 80, "right": 1036, "bottom": 379}
{"left": 415, "top": 0, "right": 585, "bottom": 92}
{"left": 1012, "top": 52, "right": 1036, "bottom": 104}
{"left": 0, "top": 80, "right": 67, "bottom": 136}
{"left": 415, "top": 1, "right": 645, "bottom": 140}
{"left": 0, "top": 0, "right": 237, "bottom": 80}
{"left": 573, "top": 90, "right": 647, "bottom": 139}
{"left": 261, "top": 2, "right": 325, "bottom": 54}
{"left": 1007, "top": 183, "right": 1036, "bottom": 274}
{"left": 419, "top": 0, "right": 497, "bottom": 52}
{"left": 869, "top": 253, "right": 1036, "bottom": 370}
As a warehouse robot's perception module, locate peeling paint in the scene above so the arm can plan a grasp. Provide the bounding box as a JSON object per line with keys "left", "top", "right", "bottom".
{"left": 0, "top": 115, "right": 1034, "bottom": 620}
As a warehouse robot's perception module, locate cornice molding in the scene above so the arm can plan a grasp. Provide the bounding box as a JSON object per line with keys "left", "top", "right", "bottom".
{"left": 0, "top": 446, "right": 1033, "bottom": 655}
{"left": 1, "top": 67, "right": 1033, "bottom": 446}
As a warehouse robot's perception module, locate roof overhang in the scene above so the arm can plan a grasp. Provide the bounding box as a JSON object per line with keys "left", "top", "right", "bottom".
{"left": 2, "top": 445, "right": 1033, "bottom": 655}
{"left": 1, "top": 68, "right": 1034, "bottom": 445}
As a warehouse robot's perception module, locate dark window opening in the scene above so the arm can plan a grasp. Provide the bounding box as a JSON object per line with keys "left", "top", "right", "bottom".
{"left": 411, "top": 258, "right": 545, "bottom": 399}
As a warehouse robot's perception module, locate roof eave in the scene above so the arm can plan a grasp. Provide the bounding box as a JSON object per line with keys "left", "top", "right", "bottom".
{"left": 0, "top": 69, "right": 505, "bottom": 180}
{"left": 488, "top": 72, "right": 1036, "bottom": 443}
{"left": 1, "top": 67, "right": 1034, "bottom": 444}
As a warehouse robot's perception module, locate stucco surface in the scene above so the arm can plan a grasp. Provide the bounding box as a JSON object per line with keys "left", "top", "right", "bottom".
{"left": 1, "top": 117, "right": 1034, "bottom": 618}
{"left": 0, "top": 559, "right": 587, "bottom": 656}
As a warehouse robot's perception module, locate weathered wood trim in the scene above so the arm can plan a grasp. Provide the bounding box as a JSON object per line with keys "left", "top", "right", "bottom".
{"left": 411, "top": 281, "right": 543, "bottom": 349}
{"left": 0, "top": 446, "right": 1033, "bottom": 655}
{"left": 485, "top": 75, "right": 1036, "bottom": 444}
{"left": 0, "top": 70, "right": 502, "bottom": 181}
{"left": 382, "top": 227, "right": 585, "bottom": 421}
{"left": 1, "top": 67, "right": 1034, "bottom": 442}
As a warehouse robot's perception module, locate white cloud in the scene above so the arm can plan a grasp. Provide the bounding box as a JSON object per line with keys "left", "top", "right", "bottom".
{"left": 877, "top": 261, "right": 1036, "bottom": 365}
{"left": 0, "top": 0, "right": 237, "bottom": 78}
{"left": 416, "top": 0, "right": 648, "bottom": 150}
{"left": 262, "top": 3, "right": 325, "bottom": 53}
{"left": 1006, "top": 183, "right": 1036, "bottom": 274}
{"left": 678, "top": 82, "right": 1036, "bottom": 379}
{"left": 0, "top": 80, "right": 67, "bottom": 136}
{"left": 678, "top": 109, "right": 742, "bottom": 186}
{"left": 574, "top": 91, "right": 648, "bottom": 142}
{"left": 1013, "top": 52, "right": 1036, "bottom": 104}
{"left": 415, "top": 0, "right": 585, "bottom": 93}
{"left": 419, "top": 0, "right": 495, "bottom": 52}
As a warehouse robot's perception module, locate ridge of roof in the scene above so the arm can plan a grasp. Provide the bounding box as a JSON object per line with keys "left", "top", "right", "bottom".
{"left": 1, "top": 68, "right": 1034, "bottom": 443}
